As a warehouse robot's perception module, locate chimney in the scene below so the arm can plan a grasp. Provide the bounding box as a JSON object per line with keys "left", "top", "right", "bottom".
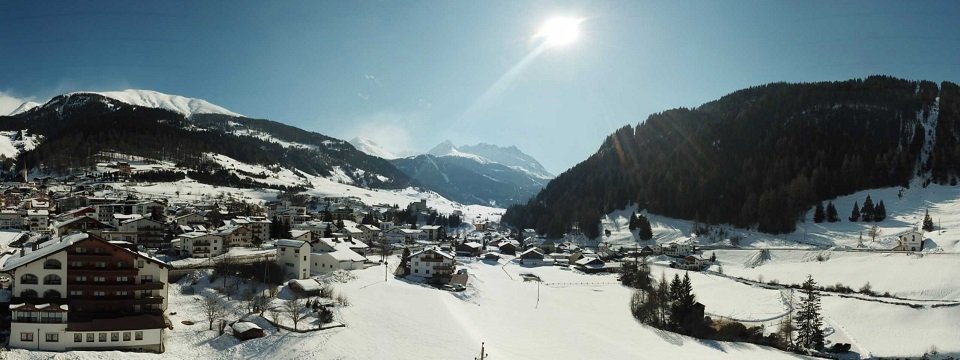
{"left": 19, "top": 246, "right": 24, "bottom": 256}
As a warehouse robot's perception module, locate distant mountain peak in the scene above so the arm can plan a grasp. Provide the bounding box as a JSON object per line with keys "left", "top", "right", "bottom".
{"left": 350, "top": 136, "right": 400, "bottom": 159}
{"left": 427, "top": 140, "right": 457, "bottom": 156}
{"left": 65, "top": 89, "right": 242, "bottom": 118}
{"left": 7, "top": 101, "right": 41, "bottom": 116}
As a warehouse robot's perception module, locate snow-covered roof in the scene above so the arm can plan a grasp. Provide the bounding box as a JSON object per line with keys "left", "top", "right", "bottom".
{"left": 288, "top": 278, "right": 322, "bottom": 292}
{"left": 289, "top": 229, "right": 311, "bottom": 238}
{"left": 460, "top": 242, "right": 482, "bottom": 249}
{"left": 1, "top": 233, "right": 89, "bottom": 271}
{"left": 410, "top": 247, "right": 454, "bottom": 260}
{"left": 319, "top": 248, "right": 366, "bottom": 262}
{"left": 421, "top": 225, "right": 441, "bottom": 230}
{"left": 276, "top": 239, "right": 308, "bottom": 248}
{"left": 232, "top": 321, "right": 263, "bottom": 333}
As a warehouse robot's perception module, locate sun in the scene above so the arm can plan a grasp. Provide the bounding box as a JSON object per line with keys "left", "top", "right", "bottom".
{"left": 535, "top": 16, "right": 583, "bottom": 47}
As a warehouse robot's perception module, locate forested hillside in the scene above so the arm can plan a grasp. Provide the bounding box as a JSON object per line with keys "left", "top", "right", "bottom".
{"left": 0, "top": 93, "right": 410, "bottom": 188}
{"left": 503, "top": 76, "right": 958, "bottom": 238}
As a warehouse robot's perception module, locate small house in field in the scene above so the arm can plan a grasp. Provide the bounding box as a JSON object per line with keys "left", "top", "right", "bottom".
{"left": 892, "top": 229, "right": 923, "bottom": 252}
{"left": 456, "top": 241, "right": 483, "bottom": 257}
{"left": 497, "top": 241, "right": 518, "bottom": 255}
{"left": 232, "top": 321, "right": 265, "bottom": 340}
{"left": 519, "top": 247, "right": 549, "bottom": 265}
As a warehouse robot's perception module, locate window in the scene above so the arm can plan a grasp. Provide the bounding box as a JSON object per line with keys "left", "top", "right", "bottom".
{"left": 75, "top": 275, "right": 87, "bottom": 282}
{"left": 70, "top": 261, "right": 83, "bottom": 267}
{"left": 116, "top": 291, "right": 128, "bottom": 296}
{"left": 43, "top": 259, "right": 61, "bottom": 269}
{"left": 86, "top": 333, "right": 94, "bottom": 342}
{"left": 75, "top": 247, "right": 86, "bottom": 253}
{"left": 21, "top": 332, "right": 33, "bottom": 342}
{"left": 414, "top": 269, "right": 419, "bottom": 274}
{"left": 135, "top": 331, "right": 143, "bottom": 340}
{"left": 93, "top": 247, "right": 102, "bottom": 254}
{"left": 74, "top": 333, "right": 82, "bottom": 342}
{"left": 116, "top": 262, "right": 124, "bottom": 268}
{"left": 94, "top": 276, "right": 106, "bottom": 282}
{"left": 21, "top": 289, "right": 38, "bottom": 299}
{"left": 43, "top": 274, "right": 62, "bottom": 285}
{"left": 20, "top": 274, "right": 37, "bottom": 284}
{"left": 70, "top": 290, "right": 83, "bottom": 296}
{"left": 95, "top": 262, "right": 106, "bottom": 268}
{"left": 94, "top": 291, "right": 106, "bottom": 297}
{"left": 425, "top": 270, "right": 430, "bottom": 274}
{"left": 137, "top": 260, "right": 144, "bottom": 268}
{"left": 117, "top": 276, "right": 128, "bottom": 282}
{"left": 140, "top": 275, "right": 153, "bottom": 283}
{"left": 123, "top": 332, "right": 131, "bottom": 341}
{"left": 111, "top": 332, "right": 119, "bottom": 341}
{"left": 99, "top": 333, "right": 107, "bottom": 342}
{"left": 45, "top": 333, "right": 58, "bottom": 342}
{"left": 43, "top": 290, "right": 62, "bottom": 299}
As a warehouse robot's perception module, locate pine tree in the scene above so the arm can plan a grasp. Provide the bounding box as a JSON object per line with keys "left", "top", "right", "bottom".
{"left": 795, "top": 275, "right": 824, "bottom": 350}
{"left": 655, "top": 273, "right": 670, "bottom": 327}
{"left": 813, "top": 202, "right": 825, "bottom": 223}
{"left": 875, "top": 200, "right": 886, "bottom": 221}
{"left": 923, "top": 209, "right": 935, "bottom": 232}
{"left": 848, "top": 202, "right": 860, "bottom": 222}
{"left": 862, "top": 195, "right": 875, "bottom": 222}
{"left": 826, "top": 202, "right": 839, "bottom": 222}
{"left": 638, "top": 214, "right": 654, "bottom": 240}
{"left": 628, "top": 211, "right": 638, "bottom": 231}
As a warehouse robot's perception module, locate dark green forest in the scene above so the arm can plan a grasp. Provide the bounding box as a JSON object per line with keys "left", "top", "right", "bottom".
{"left": 503, "top": 76, "right": 959, "bottom": 238}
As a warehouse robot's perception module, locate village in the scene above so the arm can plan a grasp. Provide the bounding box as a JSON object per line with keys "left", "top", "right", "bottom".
{"left": 0, "top": 167, "right": 954, "bottom": 360}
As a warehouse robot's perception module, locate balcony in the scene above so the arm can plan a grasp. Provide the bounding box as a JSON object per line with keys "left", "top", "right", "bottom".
{"left": 193, "top": 241, "right": 211, "bottom": 246}
{"left": 68, "top": 281, "right": 164, "bottom": 290}
{"left": 69, "top": 268, "right": 140, "bottom": 276}
{"left": 70, "top": 296, "right": 164, "bottom": 307}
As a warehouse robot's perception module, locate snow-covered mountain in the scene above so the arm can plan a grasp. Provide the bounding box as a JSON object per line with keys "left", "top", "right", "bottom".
{"left": 67, "top": 89, "right": 242, "bottom": 118}
{"left": 427, "top": 140, "right": 554, "bottom": 179}
{"left": 6, "top": 101, "right": 41, "bottom": 116}
{"left": 350, "top": 136, "right": 400, "bottom": 160}
{"left": 1, "top": 91, "right": 409, "bottom": 188}
{"left": 386, "top": 141, "right": 553, "bottom": 206}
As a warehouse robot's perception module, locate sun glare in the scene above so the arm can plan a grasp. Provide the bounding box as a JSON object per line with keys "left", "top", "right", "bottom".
{"left": 535, "top": 16, "right": 583, "bottom": 47}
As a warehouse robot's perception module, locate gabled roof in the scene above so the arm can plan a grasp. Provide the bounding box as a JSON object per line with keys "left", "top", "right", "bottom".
{"left": 1, "top": 233, "right": 170, "bottom": 271}
{"left": 56, "top": 216, "right": 112, "bottom": 229}
{"left": 410, "top": 247, "right": 454, "bottom": 260}
{"left": 276, "top": 239, "right": 308, "bottom": 248}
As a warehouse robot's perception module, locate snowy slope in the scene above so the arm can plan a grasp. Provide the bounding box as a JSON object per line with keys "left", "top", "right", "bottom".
{"left": 350, "top": 136, "right": 399, "bottom": 159}
{"left": 0, "top": 130, "right": 41, "bottom": 158}
{"left": 72, "top": 89, "right": 242, "bottom": 118}
{"left": 427, "top": 141, "right": 553, "bottom": 179}
{"left": 3, "top": 256, "right": 812, "bottom": 360}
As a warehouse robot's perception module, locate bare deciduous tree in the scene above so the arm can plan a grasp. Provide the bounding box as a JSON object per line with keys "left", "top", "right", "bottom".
{"left": 868, "top": 224, "right": 882, "bottom": 243}
{"left": 202, "top": 293, "right": 227, "bottom": 331}
{"left": 284, "top": 294, "right": 305, "bottom": 330}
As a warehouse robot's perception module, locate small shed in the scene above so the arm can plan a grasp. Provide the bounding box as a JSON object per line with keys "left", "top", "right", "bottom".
{"left": 232, "top": 321, "right": 265, "bottom": 340}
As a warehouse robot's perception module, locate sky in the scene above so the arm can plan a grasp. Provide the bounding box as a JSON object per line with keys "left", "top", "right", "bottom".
{"left": 2, "top": 0, "right": 959, "bottom": 175}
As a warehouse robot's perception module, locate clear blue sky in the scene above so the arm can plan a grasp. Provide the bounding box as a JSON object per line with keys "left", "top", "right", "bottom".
{"left": 2, "top": 0, "right": 959, "bottom": 174}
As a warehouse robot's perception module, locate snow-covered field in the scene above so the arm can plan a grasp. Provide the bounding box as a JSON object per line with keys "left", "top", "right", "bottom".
{"left": 600, "top": 183, "right": 960, "bottom": 253}
{"left": 4, "top": 256, "right": 809, "bottom": 360}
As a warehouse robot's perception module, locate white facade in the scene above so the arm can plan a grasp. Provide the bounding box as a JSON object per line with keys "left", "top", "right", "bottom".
{"left": 2, "top": 233, "right": 170, "bottom": 353}
{"left": 276, "top": 239, "right": 310, "bottom": 279}
{"left": 894, "top": 229, "right": 924, "bottom": 251}
{"left": 408, "top": 248, "right": 455, "bottom": 278}
{"left": 178, "top": 232, "right": 225, "bottom": 258}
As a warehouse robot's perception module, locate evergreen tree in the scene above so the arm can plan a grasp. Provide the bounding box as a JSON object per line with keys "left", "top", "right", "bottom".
{"left": 795, "top": 275, "right": 825, "bottom": 350}
{"left": 813, "top": 202, "right": 825, "bottom": 223}
{"left": 826, "top": 202, "right": 839, "bottom": 222}
{"left": 323, "top": 224, "right": 333, "bottom": 238}
{"left": 875, "top": 200, "right": 886, "bottom": 221}
{"left": 848, "top": 202, "right": 860, "bottom": 222}
{"left": 862, "top": 195, "right": 875, "bottom": 222}
{"left": 655, "top": 273, "right": 671, "bottom": 327}
{"left": 628, "top": 211, "right": 638, "bottom": 231}
{"left": 638, "top": 215, "right": 654, "bottom": 240}
{"left": 922, "top": 209, "right": 935, "bottom": 232}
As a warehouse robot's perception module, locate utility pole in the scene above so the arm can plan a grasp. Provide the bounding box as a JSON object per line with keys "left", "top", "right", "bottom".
{"left": 475, "top": 342, "right": 488, "bottom": 360}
